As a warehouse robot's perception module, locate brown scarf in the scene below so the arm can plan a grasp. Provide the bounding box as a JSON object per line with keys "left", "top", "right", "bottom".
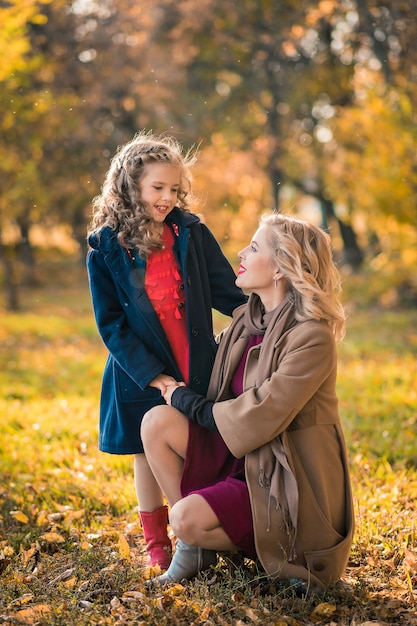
{"left": 208, "top": 292, "right": 296, "bottom": 399}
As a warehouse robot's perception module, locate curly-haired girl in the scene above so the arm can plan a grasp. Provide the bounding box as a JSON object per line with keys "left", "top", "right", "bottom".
{"left": 87, "top": 131, "right": 246, "bottom": 570}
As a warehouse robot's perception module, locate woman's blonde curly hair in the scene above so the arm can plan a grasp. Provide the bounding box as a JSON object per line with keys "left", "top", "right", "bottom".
{"left": 262, "top": 213, "right": 346, "bottom": 340}
{"left": 88, "top": 131, "right": 197, "bottom": 258}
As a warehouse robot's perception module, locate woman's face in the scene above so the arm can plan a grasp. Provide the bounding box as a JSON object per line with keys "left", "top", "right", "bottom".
{"left": 139, "top": 163, "right": 181, "bottom": 223}
{"left": 236, "top": 226, "right": 276, "bottom": 296}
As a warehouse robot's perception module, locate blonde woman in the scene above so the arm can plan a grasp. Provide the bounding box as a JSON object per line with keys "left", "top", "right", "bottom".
{"left": 142, "top": 213, "right": 354, "bottom": 593}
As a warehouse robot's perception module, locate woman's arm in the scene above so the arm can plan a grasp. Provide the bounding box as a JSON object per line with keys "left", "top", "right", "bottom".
{"left": 213, "top": 323, "right": 337, "bottom": 457}
{"left": 164, "top": 384, "right": 218, "bottom": 431}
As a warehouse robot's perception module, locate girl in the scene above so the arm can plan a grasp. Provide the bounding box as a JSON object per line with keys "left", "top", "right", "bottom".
{"left": 86, "top": 131, "right": 246, "bottom": 570}
{"left": 142, "top": 213, "right": 354, "bottom": 593}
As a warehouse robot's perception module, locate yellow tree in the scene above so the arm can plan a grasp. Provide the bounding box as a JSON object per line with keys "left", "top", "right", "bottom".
{"left": 0, "top": 0, "right": 52, "bottom": 308}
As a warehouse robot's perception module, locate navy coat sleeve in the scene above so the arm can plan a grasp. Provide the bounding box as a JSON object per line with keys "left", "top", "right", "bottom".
{"left": 87, "top": 247, "right": 169, "bottom": 390}
{"left": 189, "top": 222, "right": 247, "bottom": 316}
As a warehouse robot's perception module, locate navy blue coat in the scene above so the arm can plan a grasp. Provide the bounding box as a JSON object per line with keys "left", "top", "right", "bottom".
{"left": 87, "top": 208, "right": 247, "bottom": 454}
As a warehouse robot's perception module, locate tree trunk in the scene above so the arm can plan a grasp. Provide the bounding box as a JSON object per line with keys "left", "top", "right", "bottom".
{"left": 16, "top": 218, "right": 37, "bottom": 286}
{"left": 0, "top": 239, "right": 19, "bottom": 311}
{"left": 320, "top": 198, "right": 364, "bottom": 269}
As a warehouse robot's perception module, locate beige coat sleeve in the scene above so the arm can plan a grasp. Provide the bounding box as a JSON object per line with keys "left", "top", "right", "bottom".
{"left": 213, "top": 322, "right": 338, "bottom": 458}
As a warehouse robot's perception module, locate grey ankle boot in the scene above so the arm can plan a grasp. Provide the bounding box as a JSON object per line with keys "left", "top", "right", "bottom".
{"left": 152, "top": 539, "right": 217, "bottom": 585}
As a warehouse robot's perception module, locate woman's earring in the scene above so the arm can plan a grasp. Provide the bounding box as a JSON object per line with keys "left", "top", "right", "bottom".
{"left": 274, "top": 276, "right": 278, "bottom": 288}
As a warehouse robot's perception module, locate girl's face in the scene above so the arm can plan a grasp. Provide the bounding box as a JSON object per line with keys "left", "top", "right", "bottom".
{"left": 236, "top": 226, "right": 277, "bottom": 296}
{"left": 139, "top": 163, "right": 181, "bottom": 223}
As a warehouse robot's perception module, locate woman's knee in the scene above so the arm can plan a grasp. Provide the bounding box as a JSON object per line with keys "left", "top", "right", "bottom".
{"left": 141, "top": 405, "right": 171, "bottom": 442}
{"left": 169, "top": 496, "right": 207, "bottom": 545}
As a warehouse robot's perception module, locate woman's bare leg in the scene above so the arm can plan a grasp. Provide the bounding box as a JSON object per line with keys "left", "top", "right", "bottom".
{"left": 141, "top": 405, "right": 189, "bottom": 507}
{"left": 170, "top": 494, "right": 238, "bottom": 552}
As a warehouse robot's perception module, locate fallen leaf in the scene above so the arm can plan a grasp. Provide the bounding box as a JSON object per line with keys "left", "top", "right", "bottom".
{"left": 10, "top": 594, "right": 34, "bottom": 606}
{"left": 143, "top": 563, "right": 162, "bottom": 579}
{"left": 22, "top": 547, "right": 38, "bottom": 566}
{"left": 118, "top": 533, "right": 130, "bottom": 560}
{"left": 40, "top": 532, "right": 66, "bottom": 544}
{"left": 357, "top": 622, "right": 392, "bottom": 626}
{"left": 232, "top": 591, "right": 245, "bottom": 603}
{"left": 241, "top": 606, "right": 261, "bottom": 621}
{"left": 311, "top": 602, "right": 337, "bottom": 618}
{"left": 165, "top": 583, "right": 185, "bottom": 596}
{"left": 122, "top": 590, "right": 147, "bottom": 602}
{"left": 15, "top": 603, "right": 51, "bottom": 622}
{"left": 36, "top": 511, "right": 49, "bottom": 526}
{"left": 48, "top": 567, "right": 75, "bottom": 586}
{"left": 404, "top": 548, "right": 417, "bottom": 572}
{"left": 10, "top": 510, "right": 29, "bottom": 524}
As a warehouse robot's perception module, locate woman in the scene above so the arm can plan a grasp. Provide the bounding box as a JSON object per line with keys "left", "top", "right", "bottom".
{"left": 141, "top": 213, "right": 354, "bottom": 592}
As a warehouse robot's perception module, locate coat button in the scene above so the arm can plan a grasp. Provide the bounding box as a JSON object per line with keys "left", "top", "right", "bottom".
{"left": 192, "top": 377, "right": 201, "bottom": 385}
{"left": 178, "top": 302, "right": 184, "bottom": 309}
{"left": 312, "top": 560, "right": 326, "bottom": 572}
{"left": 191, "top": 328, "right": 199, "bottom": 336}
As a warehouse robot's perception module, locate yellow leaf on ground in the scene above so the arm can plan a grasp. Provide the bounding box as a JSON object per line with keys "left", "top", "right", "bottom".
{"left": 10, "top": 510, "right": 29, "bottom": 524}
{"left": 22, "top": 547, "right": 37, "bottom": 566}
{"left": 311, "top": 602, "right": 337, "bottom": 618}
{"left": 11, "top": 593, "right": 34, "bottom": 606}
{"left": 64, "top": 576, "right": 77, "bottom": 589}
{"left": 118, "top": 533, "right": 130, "bottom": 560}
{"left": 65, "top": 509, "right": 85, "bottom": 522}
{"left": 40, "top": 532, "right": 66, "bottom": 544}
{"left": 36, "top": 511, "right": 48, "bottom": 526}
{"left": 143, "top": 564, "right": 161, "bottom": 579}
{"left": 165, "top": 583, "right": 185, "bottom": 596}
{"left": 15, "top": 603, "right": 51, "bottom": 622}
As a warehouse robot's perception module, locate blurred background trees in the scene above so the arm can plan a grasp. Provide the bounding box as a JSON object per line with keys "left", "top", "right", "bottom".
{"left": 1, "top": 0, "right": 416, "bottom": 309}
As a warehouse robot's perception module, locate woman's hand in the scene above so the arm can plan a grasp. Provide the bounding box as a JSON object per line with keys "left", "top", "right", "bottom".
{"left": 163, "top": 382, "right": 186, "bottom": 405}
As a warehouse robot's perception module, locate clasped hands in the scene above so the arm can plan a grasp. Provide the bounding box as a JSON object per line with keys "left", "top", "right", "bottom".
{"left": 148, "top": 373, "right": 186, "bottom": 405}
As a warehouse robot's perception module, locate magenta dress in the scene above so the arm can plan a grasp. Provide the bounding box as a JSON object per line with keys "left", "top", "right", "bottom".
{"left": 179, "top": 335, "right": 263, "bottom": 558}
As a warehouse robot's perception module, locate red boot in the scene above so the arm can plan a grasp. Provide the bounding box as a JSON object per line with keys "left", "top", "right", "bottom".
{"left": 139, "top": 505, "right": 172, "bottom": 570}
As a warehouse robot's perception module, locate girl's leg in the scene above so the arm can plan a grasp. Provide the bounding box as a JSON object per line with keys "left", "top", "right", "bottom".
{"left": 134, "top": 452, "right": 164, "bottom": 511}
{"left": 141, "top": 404, "right": 190, "bottom": 507}
{"left": 137, "top": 405, "right": 189, "bottom": 569}
{"left": 134, "top": 453, "right": 172, "bottom": 569}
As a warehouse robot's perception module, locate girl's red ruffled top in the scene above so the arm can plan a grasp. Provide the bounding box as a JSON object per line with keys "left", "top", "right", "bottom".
{"left": 144, "top": 224, "right": 189, "bottom": 383}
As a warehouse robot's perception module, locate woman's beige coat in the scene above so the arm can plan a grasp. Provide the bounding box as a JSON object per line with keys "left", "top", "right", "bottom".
{"left": 209, "top": 303, "right": 354, "bottom": 591}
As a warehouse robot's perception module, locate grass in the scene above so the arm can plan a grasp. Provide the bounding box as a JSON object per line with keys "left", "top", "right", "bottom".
{"left": 0, "top": 257, "right": 416, "bottom": 625}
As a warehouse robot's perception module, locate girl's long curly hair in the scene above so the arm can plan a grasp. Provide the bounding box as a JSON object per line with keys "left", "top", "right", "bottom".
{"left": 88, "top": 131, "right": 196, "bottom": 258}
{"left": 262, "top": 213, "right": 346, "bottom": 340}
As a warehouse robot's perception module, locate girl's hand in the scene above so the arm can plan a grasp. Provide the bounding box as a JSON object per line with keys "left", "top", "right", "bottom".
{"left": 149, "top": 374, "right": 180, "bottom": 395}
{"left": 163, "top": 382, "right": 186, "bottom": 405}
